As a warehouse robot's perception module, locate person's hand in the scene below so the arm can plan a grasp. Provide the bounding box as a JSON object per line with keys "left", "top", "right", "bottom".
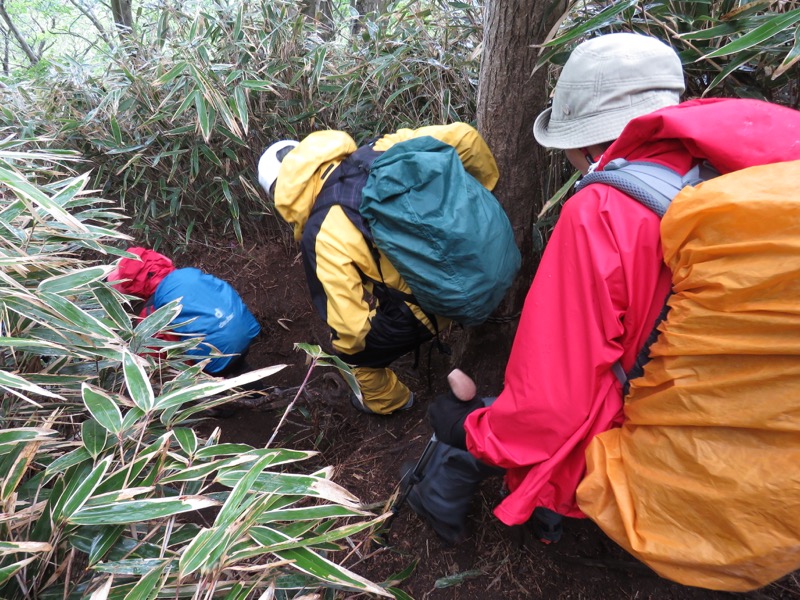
{"left": 427, "top": 369, "right": 482, "bottom": 450}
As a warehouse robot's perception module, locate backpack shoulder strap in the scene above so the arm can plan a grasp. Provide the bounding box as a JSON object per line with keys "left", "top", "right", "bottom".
{"left": 578, "top": 159, "right": 719, "bottom": 390}
{"left": 575, "top": 158, "right": 719, "bottom": 217}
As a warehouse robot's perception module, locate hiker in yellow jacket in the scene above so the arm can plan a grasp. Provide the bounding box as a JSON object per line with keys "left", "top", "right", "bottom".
{"left": 258, "top": 123, "right": 499, "bottom": 415}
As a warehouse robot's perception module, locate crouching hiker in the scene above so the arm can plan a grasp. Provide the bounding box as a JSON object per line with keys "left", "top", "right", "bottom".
{"left": 408, "top": 32, "right": 800, "bottom": 592}
{"left": 258, "top": 124, "right": 518, "bottom": 416}
{"left": 108, "top": 247, "right": 261, "bottom": 378}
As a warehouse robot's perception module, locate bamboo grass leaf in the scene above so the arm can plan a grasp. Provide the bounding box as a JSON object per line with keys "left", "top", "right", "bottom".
{"left": 60, "top": 456, "right": 113, "bottom": 519}
{"left": 122, "top": 349, "right": 155, "bottom": 412}
{"left": 0, "top": 165, "right": 89, "bottom": 233}
{"left": 38, "top": 266, "right": 110, "bottom": 295}
{"left": 82, "top": 419, "right": 109, "bottom": 459}
{"left": 0, "top": 369, "right": 63, "bottom": 401}
{"left": 122, "top": 559, "right": 171, "bottom": 600}
{"left": 82, "top": 384, "right": 124, "bottom": 434}
{"left": 247, "top": 527, "right": 391, "bottom": 597}
{"left": 69, "top": 496, "right": 220, "bottom": 525}
{"left": 0, "top": 557, "right": 37, "bottom": 587}
{"left": 153, "top": 364, "right": 285, "bottom": 411}
{"left": 701, "top": 8, "right": 800, "bottom": 58}
{"left": 773, "top": 27, "right": 800, "bottom": 79}
{"left": 541, "top": 0, "right": 640, "bottom": 49}
{"left": 173, "top": 427, "right": 197, "bottom": 456}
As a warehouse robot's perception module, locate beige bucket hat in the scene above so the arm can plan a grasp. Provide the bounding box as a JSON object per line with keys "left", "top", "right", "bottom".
{"left": 533, "top": 33, "right": 685, "bottom": 149}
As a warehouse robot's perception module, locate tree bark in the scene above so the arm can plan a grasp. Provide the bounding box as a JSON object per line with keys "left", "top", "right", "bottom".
{"left": 110, "top": 0, "right": 134, "bottom": 36}
{"left": 452, "top": 0, "right": 567, "bottom": 390}
{"left": 351, "top": 0, "right": 388, "bottom": 35}
{"left": 0, "top": 0, "right": 40, "bottom": 66}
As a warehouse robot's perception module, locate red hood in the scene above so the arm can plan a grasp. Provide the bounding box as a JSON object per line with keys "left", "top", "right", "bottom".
{"left": 600, "top": 98, "right": 800, "bottom": 174}
{"left": 109, "top": 247, "right": 175, "bottom": 299}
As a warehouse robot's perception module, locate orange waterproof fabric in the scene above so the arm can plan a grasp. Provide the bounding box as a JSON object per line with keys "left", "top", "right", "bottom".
{"left": 578, "top": 161, "right": 800, "bottom": 591}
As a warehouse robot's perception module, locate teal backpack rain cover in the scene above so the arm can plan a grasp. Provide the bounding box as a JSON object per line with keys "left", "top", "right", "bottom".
{"left": 361, "top": 136, "right": 520, "bottom": 326}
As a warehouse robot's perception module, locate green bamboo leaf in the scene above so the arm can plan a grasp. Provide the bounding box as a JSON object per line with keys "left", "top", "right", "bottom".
{"left": 38, "top": 291, "right": 119, "bottom": 339}
{"left": 159, "top": 454, "right": 256, "bottom": 484}
{"left": 537, "top": 169, "right": 580, "bottom": 220}
{"left": 82, "top": 419, "right": 109, "bottom": 459}
{"left": 132, "top": 300, "right": 182, "bottom": 343}
{"left": 178, "top": 526, "right": 233, "bottom": 577}
{"left": 0, "top": 427, "right": 57, "bottom": 447}
{"left": 705, "top": 50, "right": 760, "bottom": 93}
{"left": 233, "top": 86, "right": 248, "bottom": 134}
{"left": 82, "top": 384, "right": 123, "bottom": 434}
{"left": 248, "top": 527, "right": 390, "bottom": 597}
{"left": 70, "top": 496, "right": 219, "bottom": 525}
{"left": 46, "top": 446, "right": 91, "bottom": 478}
{"left": 172, "top": 89, "right": 199, "bottom": 121}
{"left": 38, "top": 266, "right": 109, "bottom": 294}
{"left": 93, "top": 286, "right": 133, "bottom": 332}
{"left": 678, "top": 22, "right": 739, "bottom": 41}
{"left": 156, "top": 62, "right": 189, "bottom": 85}
{"left": 122, "top": 559, "right": 170, "bottom": 600}
{"left": 773, "top": 26, "right": 800, "bottom": 79}
{"left": 195, "top": 93, "right": 212, "bottom": 142}
{"left": 542, "top": 0, "right": 639, "bottom": 48}
{"left": 253, "top": 516, "right": 380, "bottom": 553}
{"left": 0, "top": 369, "right": 64, "bottom": 401}
{"left": 296, "top": 343, "right": 360, "bottom": 401}
{"left": 216, "top": 470, "right": 359, "bottom": 507}
{"left": 0, "top": 337, "right": 65, "bottom": 353}
{"left": 0, "top": 442, "right": 38, "bottom": 500}
{"left": 0, "top": 557, "right": 36, "bottom": 587}
{"left": 0, "top": 165, "right": 88, "bottom": 233}
{"left": 92, "top": 558, "right": 169, "bottom": 575}
{"left": 258, "top": 504, "right": 369, "bottom": 523}
{"left": 173, "top": 427, "right": 197, "bottom": 455}
{"left": 60, "top": 456, "right": 112, "bottom": 519}
{"left": 194, "top": 443, "right": 254, "bottom": 460}
{"left": 122, "top": 349, "right": 154, "bottom": 412}
{"left": 701, "top": 8, "right": 800, "bottom": 59}
{"left": 91, "top": 527, "right": 125, "bottom": 566}
{"left": 153, "top": 364, "right": 285, "bottom": 411}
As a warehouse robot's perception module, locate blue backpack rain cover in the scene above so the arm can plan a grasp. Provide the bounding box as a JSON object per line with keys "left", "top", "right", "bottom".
{"left": 152, "top": 268, "right": 261, "bottom": 373}
{"left": 360, "top": 136, "right": 520, "bottom": 326}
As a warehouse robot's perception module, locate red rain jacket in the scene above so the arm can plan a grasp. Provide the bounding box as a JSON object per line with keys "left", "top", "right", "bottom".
{"left": 464, "top": 98, "right": 800, "bottom": 525}
{"left": 110, "top": 247, "right": 176, "bottom": 299}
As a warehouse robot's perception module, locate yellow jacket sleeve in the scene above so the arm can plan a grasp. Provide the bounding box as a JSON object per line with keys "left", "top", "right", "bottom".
{"left": 373, "top": 122, "right": 500, "bottom": 190}
{"left": 313, "top": 206, "right": 376, "bottom": 355}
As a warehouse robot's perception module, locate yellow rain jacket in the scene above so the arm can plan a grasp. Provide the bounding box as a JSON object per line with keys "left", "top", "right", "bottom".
{"left": 273, "top": 123, "right": 498, "bottom": 361}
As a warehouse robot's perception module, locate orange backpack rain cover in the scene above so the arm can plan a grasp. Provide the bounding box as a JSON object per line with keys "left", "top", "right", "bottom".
{"left": 577, "top": 161, "right": 800, "bottom": 591}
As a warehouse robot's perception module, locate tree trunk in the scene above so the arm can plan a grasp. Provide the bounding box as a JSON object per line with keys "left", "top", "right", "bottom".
{"left": 351, "top": 0, "right": 388, "bottom": 35}
{"left": 0, "top": 0, "right": 39, "bottom": 66}
{"left": 110, "top": 0, "right": 134, "bottom": 36}
{"left": 301, "top": 0, "right": 334, "bottom": 38}
{"left": 452, "top": 0, "right": 567, "bottom": 391}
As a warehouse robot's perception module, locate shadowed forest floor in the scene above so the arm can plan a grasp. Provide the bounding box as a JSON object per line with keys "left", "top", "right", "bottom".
{"left": 184, "top": 238, "right": 799, "bottom": 600}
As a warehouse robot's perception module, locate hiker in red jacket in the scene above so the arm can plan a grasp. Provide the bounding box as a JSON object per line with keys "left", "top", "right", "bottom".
{"left": 412, "top": 32, "right": 800, "bottom": 545}
{"left": 109, "top": 247, "right": 261, "bottom": 376}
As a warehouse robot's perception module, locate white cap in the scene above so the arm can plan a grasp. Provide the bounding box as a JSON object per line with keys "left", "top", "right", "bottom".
{"left": 258, "top": 140, "right": 299, "bottom": 195}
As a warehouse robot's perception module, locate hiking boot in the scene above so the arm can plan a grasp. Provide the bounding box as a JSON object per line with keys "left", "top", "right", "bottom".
{"left": 529, "top": 507, "right": 564, "bottom": 544}
{"left": 406, "top": 484, "right": 468, "bottom": 546}
{"left": 350, "top": 392, "right": 414, "bottom": 415}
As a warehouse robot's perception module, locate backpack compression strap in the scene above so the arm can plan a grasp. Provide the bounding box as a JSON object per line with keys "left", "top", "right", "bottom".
{"left": 575, "top": 158, "right": 719, "bottom": 391}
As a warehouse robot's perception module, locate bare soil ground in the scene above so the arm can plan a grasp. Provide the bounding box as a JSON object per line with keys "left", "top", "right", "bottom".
{"left": 185, "top": 237, "right": 799, "bottom": 600}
